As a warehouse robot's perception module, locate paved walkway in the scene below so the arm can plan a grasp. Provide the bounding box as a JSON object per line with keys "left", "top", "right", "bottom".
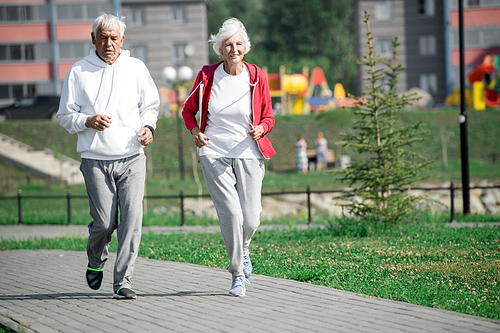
{"left": 1, "top": 225, "right": 500, "bottom": 332}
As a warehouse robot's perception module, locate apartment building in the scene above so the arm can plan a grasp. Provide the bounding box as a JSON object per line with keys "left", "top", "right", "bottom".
{"left": 354, "top": 0, "right": 500, "bottom": 104}
{"left": 0, "top": 0, "right": 209, "bottom": 106}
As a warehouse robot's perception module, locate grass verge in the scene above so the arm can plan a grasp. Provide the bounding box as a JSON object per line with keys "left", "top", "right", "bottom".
{"left": 1, "top": 219, "right": 499, "bottom": 320}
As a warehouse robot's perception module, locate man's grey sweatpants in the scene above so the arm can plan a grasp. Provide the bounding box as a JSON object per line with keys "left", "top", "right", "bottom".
{"left": 200, "top": 155, "right": 265, "bottom": 279}
{"left": 80, "top": 153, "right": 146, "bottom": 292}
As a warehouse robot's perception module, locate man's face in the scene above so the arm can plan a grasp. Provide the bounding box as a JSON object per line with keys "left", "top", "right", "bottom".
{"left": 91, "top": 26, "right": 124, "bottom": 65}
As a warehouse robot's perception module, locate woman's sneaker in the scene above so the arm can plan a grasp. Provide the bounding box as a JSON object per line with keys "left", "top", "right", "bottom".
{"left": 113, "top": 287, "right": 137, "bottom": 300}
{"left": 228, "top": 277, "right": 246, "bottom": 297}
{"left": 243, "top": 250, "right": 252, "bottom": 279}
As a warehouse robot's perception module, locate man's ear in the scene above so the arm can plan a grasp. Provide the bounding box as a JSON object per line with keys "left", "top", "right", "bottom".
{"left": 91, "top": 32, "right": 96, "bottom": 45}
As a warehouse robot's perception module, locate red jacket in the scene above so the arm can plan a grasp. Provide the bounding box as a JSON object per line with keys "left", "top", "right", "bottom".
{"left": 182, "top": 61, "right": 276, "bottom": 159}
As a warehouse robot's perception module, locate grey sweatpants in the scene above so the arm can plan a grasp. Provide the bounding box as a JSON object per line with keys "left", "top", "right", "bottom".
{"left": 80, "top": 153, "right": 146, "bottom": 292}
{"left": 200, "top": 156, "right": 265, "bottom": 279}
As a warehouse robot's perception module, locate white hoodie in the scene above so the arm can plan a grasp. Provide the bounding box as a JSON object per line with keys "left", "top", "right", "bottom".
{"left": 57, "top": 49, "right": 159, "bottom": 160}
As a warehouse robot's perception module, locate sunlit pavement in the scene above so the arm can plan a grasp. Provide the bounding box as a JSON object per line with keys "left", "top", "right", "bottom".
{"left": 1, "top": 224, "right": 500, "bottom": 332}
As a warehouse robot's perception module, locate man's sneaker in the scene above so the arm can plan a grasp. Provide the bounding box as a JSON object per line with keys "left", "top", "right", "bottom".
{"left": 243, "top": 250, "right": 252, "bottom": 279}
{"left": 86, "top": 265, "right": 103, "bottom": 290}
{"left": 113, "top": 287, "right": 137, "bottom": 300}
{"left": 228, "top": 277, "right": 246, "bottom": 297}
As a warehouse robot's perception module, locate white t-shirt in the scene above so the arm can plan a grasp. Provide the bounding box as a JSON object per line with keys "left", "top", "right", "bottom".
{"left": 198, "top": 64, "right": 262, "bottom": 159}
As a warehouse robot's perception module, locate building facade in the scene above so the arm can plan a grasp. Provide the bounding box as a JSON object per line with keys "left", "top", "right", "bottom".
{"left": 354, "top": 0, "right": 500, "bottom": 105}
{"left": 0, "top": 0, "right": 209, "bottom": 106}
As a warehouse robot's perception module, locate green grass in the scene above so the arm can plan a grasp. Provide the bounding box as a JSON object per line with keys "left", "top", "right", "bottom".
{"left": 1, "top": 108, "right": 499, "bottom": 194}
{"left": 0, "top": 108, "right": 499, "bottom": 225}
{"left": 1, "top": 220, "right": 499, "bottom": 320}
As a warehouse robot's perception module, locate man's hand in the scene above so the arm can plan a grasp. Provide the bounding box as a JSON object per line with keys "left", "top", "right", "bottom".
{"left": 137, "top": 127, "right": 153, "bottom": 146}
{"left": 85, "top": 114, "right": 112, "bottom": 131}
{"left": 248, "top": 124, "right": 264, "bottom": 141}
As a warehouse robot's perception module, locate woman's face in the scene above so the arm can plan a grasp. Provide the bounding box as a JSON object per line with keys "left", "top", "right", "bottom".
{"left": 221, "top": 32, "right": 245, "bottom": 66}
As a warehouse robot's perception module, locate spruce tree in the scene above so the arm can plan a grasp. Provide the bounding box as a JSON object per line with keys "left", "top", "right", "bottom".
{"left": 333, "top": 11, "right": 431, "bottom": 223}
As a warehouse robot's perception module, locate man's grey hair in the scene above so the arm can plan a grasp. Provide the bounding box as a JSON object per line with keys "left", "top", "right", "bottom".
{"left": 92, "top": 13, "right": 126, "bottom": 38}
{"left": 209, "top": 18, "right": 251, "bottom": 57}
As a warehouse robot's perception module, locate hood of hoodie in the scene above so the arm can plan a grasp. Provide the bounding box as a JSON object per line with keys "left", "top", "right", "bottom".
{"left": 84, "top": 49, "right": 130, "bottom": 67}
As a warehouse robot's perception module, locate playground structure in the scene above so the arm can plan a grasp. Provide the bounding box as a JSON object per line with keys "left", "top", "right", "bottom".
{"left": 265, "top": 66, "right": 357, "bottom": 114}
{"left": 445, "top": 54, "right": 500, "bottom": 110}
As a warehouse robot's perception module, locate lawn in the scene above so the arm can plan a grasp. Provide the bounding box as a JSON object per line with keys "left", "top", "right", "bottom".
{"left": 1, "top": 220, "right": 499, "bottom": 320}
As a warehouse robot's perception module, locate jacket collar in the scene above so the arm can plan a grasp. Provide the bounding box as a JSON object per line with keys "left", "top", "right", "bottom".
{"left": 202, "top": 61, "right": 257, "bottom": 83}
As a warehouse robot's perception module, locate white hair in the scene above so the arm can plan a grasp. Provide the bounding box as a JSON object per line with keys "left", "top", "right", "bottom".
{"left": 208, "top": 18, "right": 251, "bottom": 57}
{"left": 92, "top": 13, "right": 126, "bottom": 38}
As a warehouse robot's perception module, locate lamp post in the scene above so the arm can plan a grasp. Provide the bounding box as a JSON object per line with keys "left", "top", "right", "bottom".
{"left": 162, "top": 65, "right": 193, "bottom": 180}
{"left": 458, "top": 0, "right": 470, "bottom": 215}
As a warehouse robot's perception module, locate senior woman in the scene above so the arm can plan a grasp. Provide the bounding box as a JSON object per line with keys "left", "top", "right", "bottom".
{"left": 182, "top": 18, "right": 276, "bottom": 297}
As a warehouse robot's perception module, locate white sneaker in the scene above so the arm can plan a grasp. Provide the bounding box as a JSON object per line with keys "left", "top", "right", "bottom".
{"left": 228, "top": 277, "right": 246, "bottom": 297}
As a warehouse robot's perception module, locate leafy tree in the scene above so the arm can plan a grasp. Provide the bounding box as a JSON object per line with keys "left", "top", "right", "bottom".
{"left": 333, "top": 11, "right": 431, "bottom": 224}
{"left": 207, "top": 0, "right": 266, "bottom": 64}
{"left": 206, "top": 0, "right": 357, "bottom": 93}
{"left": 260, "top": 0, "right": 357, "bottom": 93}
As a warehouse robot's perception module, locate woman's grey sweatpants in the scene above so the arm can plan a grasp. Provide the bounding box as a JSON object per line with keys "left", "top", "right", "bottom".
{"left": 200, "top": 155, "right": 265, "bottom": 279}
{"left": 80, "top": 153, "right": 146, "bottom": 292}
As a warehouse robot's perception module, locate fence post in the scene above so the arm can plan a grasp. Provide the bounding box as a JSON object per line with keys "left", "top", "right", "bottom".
{"left": 17, "top": 189, "right": 22, "bottom": 225}
{"left": 67, "top": 189, "right": 72, "bottom": 225}
{"left": 307, "top": 185, "right": 312, "bottom": 225}
{"left": 180, "top": 190, "right": 185, "bottom": 227}
{"left": 450, "top": 181, "right": 455, "bottom": 223}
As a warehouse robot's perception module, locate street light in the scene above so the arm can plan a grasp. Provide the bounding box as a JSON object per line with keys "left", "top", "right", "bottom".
{"left": 161, "top": 65, "right": 193, "bottom": 180}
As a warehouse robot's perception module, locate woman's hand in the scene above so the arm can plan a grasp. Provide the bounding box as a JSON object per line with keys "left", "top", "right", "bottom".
{"left": 248, "top": 124, "right": 264, "bottom": 141}
{"left": 191, "top": 126, "right": 210, "bottom": 148}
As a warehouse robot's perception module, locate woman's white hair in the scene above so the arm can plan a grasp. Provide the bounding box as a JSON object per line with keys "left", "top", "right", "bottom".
{"left": 208, "top": 18, "right": 251, "bottom": 57}
{"left": 92, "top": 13, "right": 126, "bottom": 38}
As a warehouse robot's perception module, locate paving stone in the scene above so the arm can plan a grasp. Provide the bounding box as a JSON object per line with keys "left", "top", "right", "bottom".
{"left": 1, "top": 245, "right": 500, "bottom": 332}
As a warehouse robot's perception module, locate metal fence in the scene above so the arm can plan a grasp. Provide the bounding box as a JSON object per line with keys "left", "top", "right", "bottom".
{"left": 1, "top": 182, "right": 499, "bottom": 226}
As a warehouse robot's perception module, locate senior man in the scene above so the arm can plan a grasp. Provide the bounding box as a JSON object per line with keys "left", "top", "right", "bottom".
{"left": 56, "top": 13, "right": 159, "bottom": 300}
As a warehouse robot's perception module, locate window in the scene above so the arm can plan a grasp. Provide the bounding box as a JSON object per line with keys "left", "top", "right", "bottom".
{"left": 420, "top": 73, "right": 438, "bottom": 94}
{"left": 0, "top": 85, "right": 9, "bottom": 100}
{"left": 130, "top": 7, "right": 146, "bottom": 26}
{"left": 0, "top": 43, "right": 54, "bottom": 62}
{"left": 374, "top": 1, "right": 392, "bottom": 20}
{"left": 482, "top": 29, "right": 500, "bottom": 47}
{"left": 378, "top": 38, "right": 393, "bottom": 59}
{"left": 173, "top": 43, "right": 187, "bottom": 64}
{"left": 72, "top": 4, "right": 84, "bottom": 20}
{"left": 467, "top": 0, "right": 480, "bottom": 7}
{"left": 59, "top": 42, "right": 91, "bottom": 60}
{"left": 0, "top": 5, "right": 47, "bottom": 22}
{"left": 0, "top": 46, "right": 7, "bottom": 61}
{"left": 24, "top": 44, "right": 35, "bottom": 61}
{"left": 172, "top": 5, "right": 186, "bottom": 23}
{"left": 419, "top": 35, "right": 436, "bottom": 56}
{"left": 87, "top": 3, "right": 113, "bottom": 20}
{"left": 465, "top": 30, "right": 480, "bottom": 47}
{"left": 58, "top": 3, "right": 110, "bottom": 22}
{"left": 132, "top": 45, "right": 148, "bottom": 63}
{"left": 12, "top": 84, "right": 24, "bottom": 100}
{"left": 57, "top": 4, "right": 71, "bottom": 20}
{"left": 6, "top": 6, "right": 20, "bottom": 21}
{"left": 39, "top": 43, "right": 52, "bottom": 61}
{"left": 10, "top": 45, "right": 22, "bottom": 61}
{"left": 0, "top": 83, "right": 46, "bottom": 102}
{"left": 418, "top": 0, "right": 435, "bottom": 16}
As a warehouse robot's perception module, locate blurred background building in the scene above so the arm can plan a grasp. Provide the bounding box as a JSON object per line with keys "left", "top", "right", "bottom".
{"left": 0, "top": 0, "right": 209, "bottom": 106}
{"left": 354, "top": 0, "right": 500, "bottom": 105}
